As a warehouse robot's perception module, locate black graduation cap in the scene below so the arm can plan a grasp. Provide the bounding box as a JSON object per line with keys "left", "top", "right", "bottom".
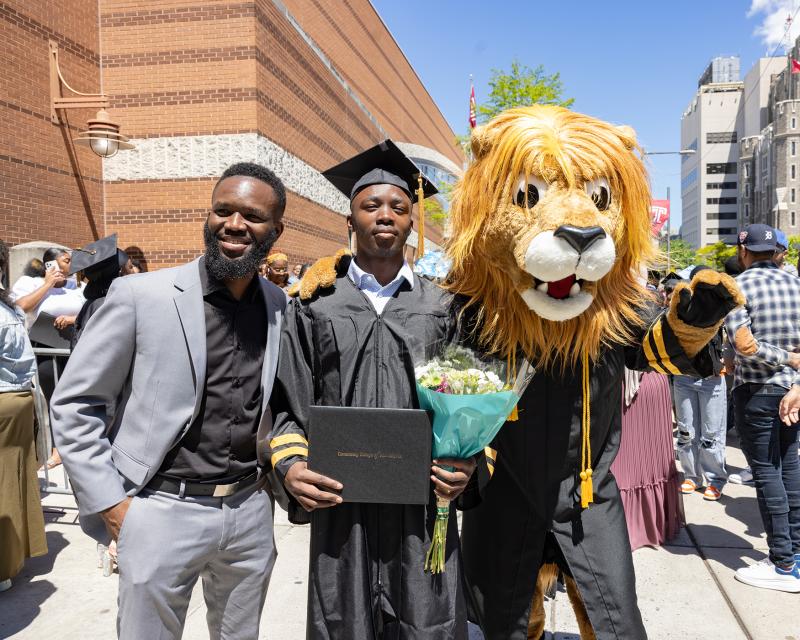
{"left": 321, "top": 139, "right": 438, "bottom": 203}
{"left": 69, "top": 234, "right": 122, "bottom": 277}
{"left": 660, "top": 271, "right": 683, "bottom": 288}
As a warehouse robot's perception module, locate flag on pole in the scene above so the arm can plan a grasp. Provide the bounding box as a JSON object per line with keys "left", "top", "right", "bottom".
{"left": 792, "top": 58, "right": 800, "bottom": 74}
{"left": 469, "top": 82, "right": 477, "bottom": 129}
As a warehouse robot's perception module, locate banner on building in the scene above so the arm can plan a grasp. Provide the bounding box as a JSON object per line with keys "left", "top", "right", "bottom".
{"left": 651, "top": 199, "right": 670, "bottom": 235}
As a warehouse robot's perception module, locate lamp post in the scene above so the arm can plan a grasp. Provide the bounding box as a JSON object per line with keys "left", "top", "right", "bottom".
{"left": 643, "top": 149, "right": 696, "bottom": 272}
{"left": 48, "top": 40, "right": 133, "bottom": 240}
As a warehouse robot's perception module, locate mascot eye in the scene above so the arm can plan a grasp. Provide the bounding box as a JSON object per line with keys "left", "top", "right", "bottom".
{"left": 585, "top": 178, "right": 612, "bottom": 211}
{"left": 514, "top": 175, "right": 548, "bottom": 209}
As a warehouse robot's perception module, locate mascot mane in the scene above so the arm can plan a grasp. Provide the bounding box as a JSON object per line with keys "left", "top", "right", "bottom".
{"left": 445, "top": 105, "right": 657, "bottom": 371}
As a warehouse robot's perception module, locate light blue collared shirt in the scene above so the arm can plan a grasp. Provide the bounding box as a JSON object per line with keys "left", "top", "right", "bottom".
{"left": 0, "top": 301, "right": 37, "bottom": 392}
{"left": 347, "top": 258, "right": 415, "bottom": 315}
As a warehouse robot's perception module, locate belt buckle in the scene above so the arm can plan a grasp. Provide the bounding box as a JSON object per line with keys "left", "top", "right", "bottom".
{"left": 212, "top": 480, "right": 239, "bottom": 498}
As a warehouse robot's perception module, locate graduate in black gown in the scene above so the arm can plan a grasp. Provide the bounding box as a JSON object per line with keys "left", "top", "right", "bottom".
{"left": 268, "top": 141, "right": 474, "bottom": 640}
{"left": 69, "top": 234, "right": 133, "bottom": 348}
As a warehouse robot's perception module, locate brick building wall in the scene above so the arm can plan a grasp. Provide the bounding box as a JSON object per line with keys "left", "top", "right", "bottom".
{"left": 2, "top": 0, "right": 461, "bottom": 270}
{"left": 0, "top": 1, "right": 103, "bottom": 249}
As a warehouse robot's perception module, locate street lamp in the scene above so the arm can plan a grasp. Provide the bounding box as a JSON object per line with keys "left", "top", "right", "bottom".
{"left": 643, "top": 149, "right": 696, "bottom": 272}
{"left": 49, "top": 40, "right": 133, "bottom": 158}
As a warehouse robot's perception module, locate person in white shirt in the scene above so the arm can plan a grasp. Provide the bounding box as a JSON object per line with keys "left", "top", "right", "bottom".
{"left": 11, "top": 247, "right": 85, "bottom": 329}
{"left": 11, "top": 247, "right": 84, "bottom": 469}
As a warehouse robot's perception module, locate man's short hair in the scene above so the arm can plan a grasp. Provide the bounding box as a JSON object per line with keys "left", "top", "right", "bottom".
{"left": 747, "top": 249, "right": 776, "bottom": 262}
{"left": 215, "top": 162, "right": 287, "bottom": 217}
{"left": 0, "top": 239, "right": 8, "bottom": 272}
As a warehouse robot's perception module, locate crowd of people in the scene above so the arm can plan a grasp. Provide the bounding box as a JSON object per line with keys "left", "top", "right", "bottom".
{"left": 0, "top": 151, "right": 798, "bottom": 638}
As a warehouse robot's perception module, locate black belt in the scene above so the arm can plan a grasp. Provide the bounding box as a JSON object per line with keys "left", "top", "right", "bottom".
{"left": 737, "top": 383, "right": 789, "bottom": 395}
{"left": 147, "top": 471, "right": 260, "bottom": 497}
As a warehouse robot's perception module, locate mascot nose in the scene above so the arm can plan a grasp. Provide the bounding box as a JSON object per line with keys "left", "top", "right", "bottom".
{"left": 554, "top": 225, "right": 606, "bottom": 254}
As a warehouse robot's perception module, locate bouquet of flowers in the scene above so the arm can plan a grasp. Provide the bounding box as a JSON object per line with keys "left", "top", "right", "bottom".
{"left": 415, "top": 345, "right": 534, "bottom": 573}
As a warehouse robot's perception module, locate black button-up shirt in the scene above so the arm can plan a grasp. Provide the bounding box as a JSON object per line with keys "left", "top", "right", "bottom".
{"left": 159, "top": 259, "right": 268, "bottom": 482}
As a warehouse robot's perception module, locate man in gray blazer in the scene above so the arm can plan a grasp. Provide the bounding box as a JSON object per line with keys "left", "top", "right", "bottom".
{"left": 51, "top": 162, "right": 288, "bottom": 640}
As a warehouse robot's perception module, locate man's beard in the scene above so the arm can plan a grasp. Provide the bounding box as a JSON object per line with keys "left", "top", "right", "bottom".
{"left": 203, "top": 221, "right": 278, "bottom": 280}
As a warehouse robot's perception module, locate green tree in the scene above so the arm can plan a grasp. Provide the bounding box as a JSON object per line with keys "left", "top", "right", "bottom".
{"left": 478, "top": 60, "right": 574, "bottom": 122}
{"left": 696, "top": 241, "right": 736, "bottom": 271}
{"left": 661, "top": 238, "right": 697, "bottom": 271}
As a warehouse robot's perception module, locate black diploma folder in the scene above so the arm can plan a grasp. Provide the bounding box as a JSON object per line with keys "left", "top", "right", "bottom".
{"left": 308, "top": 406, "right": 432, "bottom": 505}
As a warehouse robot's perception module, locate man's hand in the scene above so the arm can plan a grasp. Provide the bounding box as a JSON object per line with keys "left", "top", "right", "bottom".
{"left": 284, "top": 461, "right": 343, "bottom": 512}
{"left": 54, "top": 315, "right": 76, "bottom": 330}
{"left": 431, "top": 457, "right": 477, "bottom": 501}
{"left": 779, "top": 385, "right": 800, "bottom": 426}
{"left": 100, "top": 496, "right": 133, "bottom": 542}
{"left": 788, "top": 352, "right": 800, "bottom": 371}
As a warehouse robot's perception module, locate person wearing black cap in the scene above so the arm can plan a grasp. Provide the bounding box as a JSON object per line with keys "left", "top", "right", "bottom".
{"left": 268, "top": 140, "right": 474, "bottom": 639}
{"left": 726, "top": 223, "right": 800, "bottom": 592}
{"left": 68, "top": 233, "right": 132, "bottom": 348}
{"left": 50, "top": 162, "right": 288, "bottom": 638}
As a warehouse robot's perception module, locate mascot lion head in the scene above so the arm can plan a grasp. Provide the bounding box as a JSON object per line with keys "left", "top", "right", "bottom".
{"left": 446, "top": 105, "right": 657, "bottom": 370}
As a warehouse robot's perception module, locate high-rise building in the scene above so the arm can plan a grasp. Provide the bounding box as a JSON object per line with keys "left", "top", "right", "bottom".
{"left": 739, "top": 46, "right": 800, "bottom": 234}
{"left": 680, "top": 57, "right": 744, "bottom": 248}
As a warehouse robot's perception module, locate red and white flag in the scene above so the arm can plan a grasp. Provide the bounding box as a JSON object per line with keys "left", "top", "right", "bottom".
{"left": 650, "top": 199, "right": 670, "bottom": 236}
{"left": 469, "top": 83, "right": 477, "bottom": 129}
{"left": 792, "top": 58, "right": 800, "bottom": 74}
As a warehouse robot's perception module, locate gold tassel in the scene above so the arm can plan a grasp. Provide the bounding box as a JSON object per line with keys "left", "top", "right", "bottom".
{"left": 416, "top": 175, "right": 425, "bottom": 261}
{"left": 506, "top": 351, "right": 518, "bottom": 421}
{"left": 580, "top": 351, "right": 593, "bottom": 509}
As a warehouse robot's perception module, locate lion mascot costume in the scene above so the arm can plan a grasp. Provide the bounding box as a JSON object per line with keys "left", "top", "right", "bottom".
{"left": 286, "top": 105, "right": 743, "bottom": 640}
{"left": 448, "top": 105, "right": 743, "bottom": 640}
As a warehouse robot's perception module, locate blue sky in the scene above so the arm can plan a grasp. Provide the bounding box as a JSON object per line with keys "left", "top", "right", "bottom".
{"left": 371, "top": 0, "right": 797, "bottom": 231}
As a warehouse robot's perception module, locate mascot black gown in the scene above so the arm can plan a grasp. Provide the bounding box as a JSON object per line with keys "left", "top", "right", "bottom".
{"left": 445, "top": 106, "right": 743, "bottom": 640}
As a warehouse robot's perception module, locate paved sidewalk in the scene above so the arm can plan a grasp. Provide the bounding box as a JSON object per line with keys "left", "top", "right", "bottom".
{"left": 1, "top": 437, "right": 798, "bottom": 639}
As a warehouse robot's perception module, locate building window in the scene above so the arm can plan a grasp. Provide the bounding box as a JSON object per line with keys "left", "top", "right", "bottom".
{"left": 744, "top": 184, "right": 750, "bottom": 198}
{"left": 706, "top": 162, "right": 738, "bottom": 175}
{"left": 706, "top": 197, "right": 737, "bottom": 205}
{"left": 745, "top": 204, "right": 750, "bottom": 219}
{"left": 793, "top": 141, "right": 797, "bottom": 156}
{"left": 706, "top": 181, "right": 737, "bottom": 190}
{"left": 706, "top": 131, "right": 738, "bottom": 144}
{"left": 706, "top": 211, "right": 738, "bottom": 220}
{"left": 793, "top": 117, "right": 797, "bottom": 129}
{"left": 793, "top": 164, "right": 797, "bottom": 180}
{"left": 793, "top": 189, "right": 796, "bottom": 204}
{"left": 793, "top": 211, "right": 797, "bottom": 227}
{"left": 706, "top": 227, "right": 738, "bottom": 235}
{"left": 744, "top": 163, "right": 749, "bottom": 178}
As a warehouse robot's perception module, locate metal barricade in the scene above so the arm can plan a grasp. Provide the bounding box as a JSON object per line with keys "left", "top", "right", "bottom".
{"left": 33, "top": 346, "right": 73, "bottom": 497}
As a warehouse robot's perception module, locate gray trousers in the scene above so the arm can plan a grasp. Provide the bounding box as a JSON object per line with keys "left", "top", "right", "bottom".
{"left": 116, "top": 481, "right": 276, "bottom": 640}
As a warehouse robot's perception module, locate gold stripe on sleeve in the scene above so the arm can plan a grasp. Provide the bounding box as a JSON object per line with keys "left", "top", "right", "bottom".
{"left": 270, "top": 446, "right": 308, "bottom": 468}
{"left": 642, "top": 327, "right": 669, "bottom": 375}
{"left": 269, "top": 433, "right": 309, "bottom": 449}
{"left": 652, "top": 320, "right": 682, "bottom": 375}
{"left": 484, "top": 447, "right": 497, "bottom": 462}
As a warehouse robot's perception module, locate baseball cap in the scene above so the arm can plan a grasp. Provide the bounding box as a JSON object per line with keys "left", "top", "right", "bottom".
{"left": 737, "top": 224, "right": 777, "bottom": 253}
{"left": 774, "top": 228, "right": 789, "bottom": 251}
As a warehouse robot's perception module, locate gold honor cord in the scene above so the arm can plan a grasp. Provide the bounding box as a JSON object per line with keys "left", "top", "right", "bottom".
{"left": 416, "top": 175, "right": 425, "bottom": 261}
{"left": 506, "top": 351, "right": 519, "bottom": 421}
{"left": 580, "top": 350, "right": 594, "bottom": 508}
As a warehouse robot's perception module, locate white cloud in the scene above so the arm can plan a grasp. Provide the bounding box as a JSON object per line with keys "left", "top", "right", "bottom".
{"left": 750, "top": 0, "right": 800, "bottom": 51}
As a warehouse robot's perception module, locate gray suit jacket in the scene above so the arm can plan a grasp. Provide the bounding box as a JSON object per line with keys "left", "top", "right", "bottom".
{"left": 50, "top": 258, "right": 286, "bottom": 541}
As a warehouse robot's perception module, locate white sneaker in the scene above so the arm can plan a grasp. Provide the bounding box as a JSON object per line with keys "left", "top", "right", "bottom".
{"left": 734, "top": 558, "right": 800, "bottom": 593}
{"left": 729, "top": 468, "right": 753, "bottom": 484}
{"left": 0, "top": 579, "right": 11, "bottom": 593}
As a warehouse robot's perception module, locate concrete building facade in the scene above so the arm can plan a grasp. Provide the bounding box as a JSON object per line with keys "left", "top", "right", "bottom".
{"left": 1, "top": 0, "right": 463, "bottom": 273}
{"left": 739, "top": 46, "right": 800, "bottom": 234}
{"left": 680, "top": 58, "right": 743, "bottom": 248}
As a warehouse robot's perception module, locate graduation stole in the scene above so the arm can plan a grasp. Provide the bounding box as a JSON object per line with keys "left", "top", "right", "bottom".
{"left": 580, "top": 350, "right": 594, "bottom": 508}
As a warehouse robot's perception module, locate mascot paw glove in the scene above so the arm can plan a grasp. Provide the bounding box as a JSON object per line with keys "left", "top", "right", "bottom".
{"left": 673, "top": 270, "right": 745, "bottom": 329}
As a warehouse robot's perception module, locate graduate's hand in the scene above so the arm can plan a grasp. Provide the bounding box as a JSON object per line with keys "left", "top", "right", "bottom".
{"left": 100, "top": 496, "right": 132, "bottom": 542}
{"left": 284, "top": 461, "right": 343, "bottom": 511}
{"left": 431, "top": 458, "right": 477, "bottom": 501}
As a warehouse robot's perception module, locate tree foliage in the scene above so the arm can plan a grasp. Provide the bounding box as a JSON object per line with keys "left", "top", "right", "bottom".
{"left": 696, "top": 241, "right": 736, "bottom": 271}
{"left": 478, "top": 60, "right": 574, "bottom": 123}
{"left": 660, "top": 238, "right": 697, "bottom": 271}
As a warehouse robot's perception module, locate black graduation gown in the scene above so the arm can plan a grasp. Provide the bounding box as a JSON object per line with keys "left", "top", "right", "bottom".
{"left": 269, "top": 271, "right": 468, "bottom": 640}
{"left": 459, "top": 310, "right": 716, "bottom": 640}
